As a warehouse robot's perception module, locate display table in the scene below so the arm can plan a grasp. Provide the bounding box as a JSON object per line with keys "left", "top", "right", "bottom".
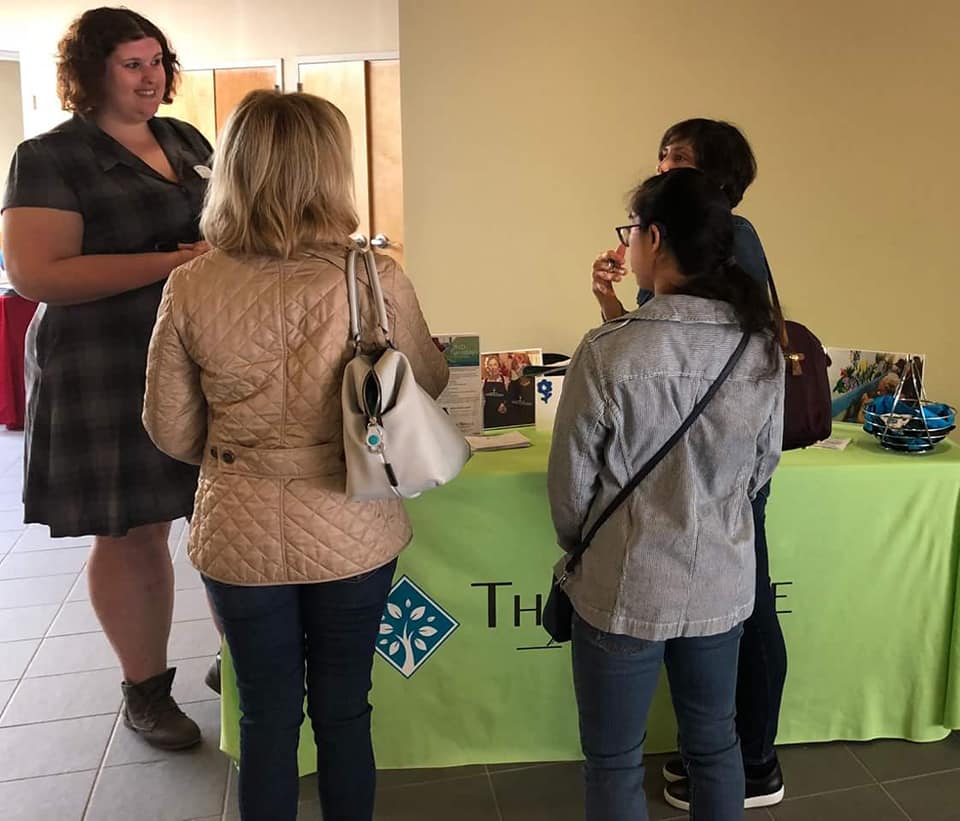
{"left": 0, "top": 291, "right": 38, "bottom": 430}
{"left": 218, "top": 423, "right": 960, "bottom": 769}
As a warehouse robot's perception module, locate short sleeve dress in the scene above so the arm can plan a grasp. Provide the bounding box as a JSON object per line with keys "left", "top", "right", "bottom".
{"left": 1, "top": 114, "right": 213, "bottom": 537}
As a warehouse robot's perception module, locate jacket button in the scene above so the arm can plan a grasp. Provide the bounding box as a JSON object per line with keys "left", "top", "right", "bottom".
{"left": 209, "top": 447, "right": 218, "bottom": 458}
{"left": 221, "top": 450, "right": 235, "bottom": 464}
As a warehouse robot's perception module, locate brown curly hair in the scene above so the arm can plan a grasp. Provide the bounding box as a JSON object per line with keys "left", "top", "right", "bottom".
{"left": 56, "top": 7, "right": 180, "bottom": 114}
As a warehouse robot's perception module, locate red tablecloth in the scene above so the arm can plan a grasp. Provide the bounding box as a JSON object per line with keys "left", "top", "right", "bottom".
{"left": 0, "top": 292, "right": 39, "bottom": 430}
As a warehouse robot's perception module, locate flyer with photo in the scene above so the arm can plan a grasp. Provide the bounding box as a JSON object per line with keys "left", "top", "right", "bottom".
{"left": 432, "top": 334, "right": 483, "bottom": 434}
{"left": 481, "top": 349, "right": 543, "bottom": 430}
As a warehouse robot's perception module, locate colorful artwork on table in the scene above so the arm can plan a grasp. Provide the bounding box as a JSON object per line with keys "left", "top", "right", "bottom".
{"left": 480, "top": 349, "right": 543, "bottom": 430}
{"left": 826, "top": 348, "right": 926, "bottom": 423}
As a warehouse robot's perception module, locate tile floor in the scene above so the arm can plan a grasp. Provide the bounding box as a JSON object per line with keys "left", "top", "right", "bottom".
{"left": 1, "top": 426, "right": 959, "bottom": 820}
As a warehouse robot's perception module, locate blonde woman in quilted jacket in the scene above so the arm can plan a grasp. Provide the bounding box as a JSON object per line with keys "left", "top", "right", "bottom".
{"left": 142, "top": 90, "right": 449, "bottom": 821}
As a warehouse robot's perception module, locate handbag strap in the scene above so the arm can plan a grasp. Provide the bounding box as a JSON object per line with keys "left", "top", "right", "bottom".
{"left": 766, "top": 272, "right": 790, "bottom": 350}
{"left": 346, "top": 236, "right": 392, "bottom": 349}
{"left": 560, "top": 330, "right": 751, "bottom": 581}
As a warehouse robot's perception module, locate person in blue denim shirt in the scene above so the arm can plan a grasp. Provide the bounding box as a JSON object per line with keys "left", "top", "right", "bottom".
{"left": 590, "top": 120, "right": 788, "bottom": 812}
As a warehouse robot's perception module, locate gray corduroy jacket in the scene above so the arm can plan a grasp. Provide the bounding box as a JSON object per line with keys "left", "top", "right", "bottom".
{"left": 548, "top": 295, "right": 784, "bottom": 641}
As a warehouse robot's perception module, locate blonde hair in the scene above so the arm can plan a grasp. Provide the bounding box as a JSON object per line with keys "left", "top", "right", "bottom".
{"left": 200, "top": 90, "right": 359, "bottom": 258}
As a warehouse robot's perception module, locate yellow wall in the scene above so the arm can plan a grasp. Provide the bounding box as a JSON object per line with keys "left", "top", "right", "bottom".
{"left": 0, "top": 0, "right": 398, "bottom": 136}
{"left": 399, "top": 0, "right": 959, "bottom": 406}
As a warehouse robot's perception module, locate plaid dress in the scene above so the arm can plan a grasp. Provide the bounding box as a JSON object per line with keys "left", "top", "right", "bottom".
{"left": 1, "top": 115, "right": 213, "bottom": 536}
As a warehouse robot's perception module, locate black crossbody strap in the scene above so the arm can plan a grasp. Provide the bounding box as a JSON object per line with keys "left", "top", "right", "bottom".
{"left": 561, "top": 331, "right": 751, "bottom": 579}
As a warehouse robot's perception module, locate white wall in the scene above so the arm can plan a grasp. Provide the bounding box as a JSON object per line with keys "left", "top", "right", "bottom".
{"left": 0, "top": 57, "right": 24, "bottom": 203}
{"left": 0, "top": 0, "right": 398, "bottom": 136}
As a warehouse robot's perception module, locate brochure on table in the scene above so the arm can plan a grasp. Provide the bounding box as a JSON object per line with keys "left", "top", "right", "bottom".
{"left": 432, "top": 334, "right": 483, "bottom": 435}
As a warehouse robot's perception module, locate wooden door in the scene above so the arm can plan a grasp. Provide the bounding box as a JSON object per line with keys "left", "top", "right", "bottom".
{"left": 213, "top": 66, "right": 278, "bottom": 134}
{"left": 298, "top": 61, "right": 371, "bottom": 237}
{"left": 161, "top": 69, "right": 216, "bottom": 146}
{"left": 366, "top": 60, "right": 404, "bottom": 264}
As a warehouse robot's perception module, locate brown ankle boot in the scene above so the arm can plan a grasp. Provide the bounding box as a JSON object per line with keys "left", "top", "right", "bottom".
{"left": 121, "top": 668, "right": 201, "bottom": 750}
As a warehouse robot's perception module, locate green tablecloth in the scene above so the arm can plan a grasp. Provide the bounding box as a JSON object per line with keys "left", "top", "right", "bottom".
{"left": 218, "top": 423, "right": 960, "bottom": 769}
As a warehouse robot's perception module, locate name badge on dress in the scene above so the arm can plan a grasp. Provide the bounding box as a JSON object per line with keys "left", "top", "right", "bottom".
{"left": 193, "top": 164, "right": 213, "bottom": 179}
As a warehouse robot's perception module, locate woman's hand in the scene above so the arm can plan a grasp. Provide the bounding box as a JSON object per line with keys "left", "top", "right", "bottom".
{"left": 591, "top": 243, "right": 627, "bottom": 320}
{"left": 175, "top": 240, "right": 211, "bottom": 264}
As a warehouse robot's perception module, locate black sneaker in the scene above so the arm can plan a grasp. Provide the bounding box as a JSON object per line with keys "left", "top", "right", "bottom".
{"left": 663, "top": 760, "right": 785, "bottom": 810}
{"left": 662, "top": 757, "right": 687, "bottom": 783}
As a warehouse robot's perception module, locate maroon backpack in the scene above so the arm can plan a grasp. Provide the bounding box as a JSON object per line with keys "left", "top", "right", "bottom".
{"left": 769, "top": 277, "right": 833, "bottom": 450}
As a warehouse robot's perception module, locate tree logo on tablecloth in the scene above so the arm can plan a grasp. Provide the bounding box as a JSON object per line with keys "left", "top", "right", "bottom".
{"left": 376, "top": 576, "right": 459, "bottom": 678}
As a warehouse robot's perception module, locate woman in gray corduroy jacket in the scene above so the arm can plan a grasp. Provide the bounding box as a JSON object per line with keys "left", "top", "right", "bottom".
{"left": 548, "top": 168, "right": 784, "bottom": 821}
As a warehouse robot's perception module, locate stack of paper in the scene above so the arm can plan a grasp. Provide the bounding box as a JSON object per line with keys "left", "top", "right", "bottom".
{"left": 465, "top": 432, "right": 532, "bottom": 452}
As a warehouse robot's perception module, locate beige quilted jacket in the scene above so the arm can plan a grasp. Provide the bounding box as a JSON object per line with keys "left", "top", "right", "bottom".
{"left": 142, "top": 244, "right": 449, "bottom": 586}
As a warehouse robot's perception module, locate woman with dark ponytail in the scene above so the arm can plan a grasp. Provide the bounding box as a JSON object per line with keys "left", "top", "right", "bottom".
{"left": 593, "top": 121, "right": 791, "bottom": 814}
{"left": 549, "top": 168, "right": 784, "bottom": 821}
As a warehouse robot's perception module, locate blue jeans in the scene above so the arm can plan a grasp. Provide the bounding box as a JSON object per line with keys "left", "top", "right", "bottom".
{"left": 204, "top": 559, "right": 397, "bottom": 821}
{"left": 572, "top": 614, "right": 745, "bottom": 821}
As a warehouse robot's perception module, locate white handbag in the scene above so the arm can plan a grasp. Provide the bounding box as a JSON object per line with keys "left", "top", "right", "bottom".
{"left": 341, "top": 236, "right": 471, "bottom": 500}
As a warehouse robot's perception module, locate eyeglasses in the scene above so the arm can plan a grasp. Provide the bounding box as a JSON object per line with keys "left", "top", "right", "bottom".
{"left": 614, "top": 222, "right": 666, "bottom": 246}
{"left": 614, "top": 224, "right": 639, "bottom": 246}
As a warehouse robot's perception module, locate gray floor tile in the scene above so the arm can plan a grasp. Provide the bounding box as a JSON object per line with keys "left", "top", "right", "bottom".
{"left": 0, "top": 714, "right": 115, "bottom": 781}
{"left": 848, "top": 734, "right": 960, "bottom": 781}
{"left": 168, "top": 618, "right": 221, "bottom": 660}
{"left": 0, "top": 603, "right": 58, "bottom": 641}
{"left": 0, "top": 531, "right": 20, "bottom": 554}
{"left": 175, "top": 561, "right": 204, "bottom": 590}
{"left": 0, "top": 769, "right": 97, "bottom": 821}
{"left": 85, "top": 748, "right": 230, "bottom": 821}
{"left": 0, "top": 574, "right": 76, "bottom": 608}
{"left": 297, "top": 804, "right": 322, "bottom": 820}
{"left": 0, "top": 494, "right": 22, "bottom": 514}
{"left": 776, "top": 742, "right": 873, "bottom": 797}
{"left": 377, "top": 764, "right": 487, "bottom": 790}
{"left": 0, "top": 667, "right": 121, "bottom": 726}
{"left": 173, "top": 587, "right": 214, "bottom": 623}
{"left": 169, "top": 518, "right": 188, "bottom": 547}
{"left": 769, "top": 785, "right": 906, "bottom": 820}
{"left": 46, "top": 600, "right": 101, "bottom": 636}
{"left": 0, "top": 680, "right": 15, "bottom": 713}
{"left": 491, "top": 761, "right": 582, "bottom": 820}
{"left": 0, "top": 638, "right": 39, "bottom": 681}
{"left": 25, "top": 632, "right": 117, "bottom": 677}
{"left": 0, "top": 547, "right": 88, "bottom": 579}
{"left": 885, "top": 769, "right": 960, "bottom": 819}
{"left": 104, "top": 698, "right": 221, "bottom": 767}
{"left": 171, "top": 656, "right": 221, "bottom": 705}
{"left": 66, "top": 571, "right": 89, "bottom": 602}
{"left": 11, "top": 526, "right": 93, "bottom": 552}
{"left": 0, "top": 510, "right": 25, "bottom": 532}
{"left": 224, "top": 763, "right": 239, "bottom": 819}
{"left": 374, "top": 773, "right": 499, "bottom": 820}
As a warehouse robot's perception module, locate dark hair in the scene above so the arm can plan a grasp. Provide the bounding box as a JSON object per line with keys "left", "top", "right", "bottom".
{"left": 629, "top": 168, "right": 777, "bottom": 335}
{"left": 56, "top": 7, "right": 180, "bottom": 114}
{"left": 659, "top": 119, "right": 756, "bottom": 208}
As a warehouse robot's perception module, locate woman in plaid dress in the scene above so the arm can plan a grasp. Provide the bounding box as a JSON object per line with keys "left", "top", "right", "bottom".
{"left": 0, "top": 8, "right": 211, "bottom": 749}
